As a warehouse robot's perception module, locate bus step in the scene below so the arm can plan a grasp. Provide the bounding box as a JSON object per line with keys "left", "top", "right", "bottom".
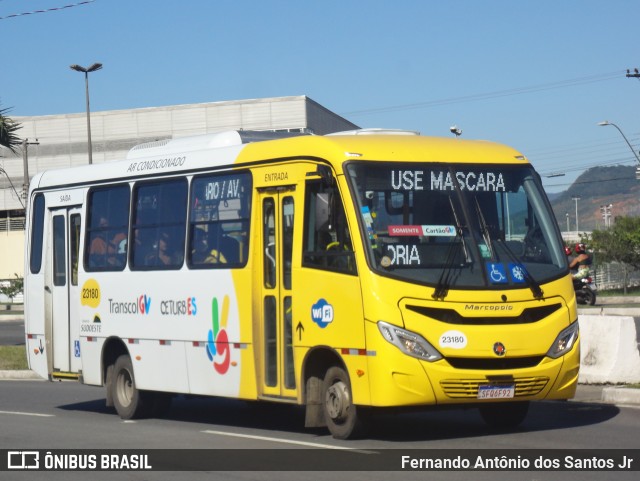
{"left": 51, "top": 371, "right": 80, "bottom": 380}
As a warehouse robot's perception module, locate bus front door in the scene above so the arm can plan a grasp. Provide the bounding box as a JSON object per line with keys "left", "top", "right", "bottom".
{"left": 258, "top": 189, "right": 297, "bottom": 400}
{"left": 45, "top": 207, "right": 82, "bottom": 376}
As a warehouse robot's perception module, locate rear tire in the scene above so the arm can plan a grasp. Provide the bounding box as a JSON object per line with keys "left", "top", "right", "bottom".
{"left": 322, "top": 366, "right": 367, "bottom": 439}
{"left": 479, "top": 401, "right": 529, "bottom": 429}
{"left": 110, "top": 354, "right": 151, "bottom": 419}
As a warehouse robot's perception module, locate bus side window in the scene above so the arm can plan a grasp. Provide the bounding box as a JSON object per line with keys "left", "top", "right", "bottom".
{"left": 187, "top": 172, "right": 251, "bottom": 269}
{"left": 302, "top": 180, "right": 356, "bottom": 275}
{"left": 85, "top": 185, "right": 130, "bottom": 272}
{"left": 131, "top": 179, "right": 187, "bottom": 270}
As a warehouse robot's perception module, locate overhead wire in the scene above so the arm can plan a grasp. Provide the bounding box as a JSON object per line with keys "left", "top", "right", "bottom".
{"left": 340, "top": 68, "right": 638, "bottom": 186}
{"left": 341, "top": 71, "right": 623, "bottom": 117}
{"left": 0, "top": 0, "right": 95, "bottom": 20}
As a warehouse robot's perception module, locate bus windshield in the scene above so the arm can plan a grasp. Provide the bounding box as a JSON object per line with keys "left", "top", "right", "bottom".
{"left": 346, "top": 162, "right": 567, "bottom": 291}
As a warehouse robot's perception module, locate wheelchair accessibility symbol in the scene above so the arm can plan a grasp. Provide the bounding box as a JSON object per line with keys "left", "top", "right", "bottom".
{"left": 486, "top": 262, "right": 508, "bottom": 284}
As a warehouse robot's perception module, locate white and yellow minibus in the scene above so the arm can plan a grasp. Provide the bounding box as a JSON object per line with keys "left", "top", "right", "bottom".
{"left": 24, "top": 129, "right": 579, "bottom": 439}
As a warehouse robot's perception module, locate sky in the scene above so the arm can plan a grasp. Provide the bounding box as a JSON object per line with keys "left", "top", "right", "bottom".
{"left": 1, "top": 0, "right": 639, "bottom": 193}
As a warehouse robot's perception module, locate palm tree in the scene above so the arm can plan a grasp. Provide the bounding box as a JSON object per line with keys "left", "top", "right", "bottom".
{"left": 0, "top": 103, "right": 22, "bottom": 154}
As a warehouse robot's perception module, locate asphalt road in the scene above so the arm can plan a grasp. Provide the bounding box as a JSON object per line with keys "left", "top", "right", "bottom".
{"left": 2, "top": 309, "right": 640, "bottom": 480}
{"left": 1, "top": 380, "right": 639, "bottom": 480}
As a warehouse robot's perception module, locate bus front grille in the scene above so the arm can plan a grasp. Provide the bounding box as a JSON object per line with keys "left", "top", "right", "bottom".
{"left": 445, "top": 355, "right": 545, "bottom": 370}
{"left": 440, "top": 377, "right": 549, "bottom": 399}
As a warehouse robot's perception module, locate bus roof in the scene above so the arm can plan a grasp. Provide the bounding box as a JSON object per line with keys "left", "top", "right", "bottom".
{"left": 29, "top": 129, "right": 529, "bottom": 192}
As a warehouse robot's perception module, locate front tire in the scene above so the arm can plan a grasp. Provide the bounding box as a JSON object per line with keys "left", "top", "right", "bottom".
{"left": 322, "top": 366, "right": 367, "bottom": 439}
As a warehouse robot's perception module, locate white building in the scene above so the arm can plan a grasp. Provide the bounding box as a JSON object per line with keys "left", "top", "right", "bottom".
{"left": 0, "top": 96, "right": 358, "bottom": 279}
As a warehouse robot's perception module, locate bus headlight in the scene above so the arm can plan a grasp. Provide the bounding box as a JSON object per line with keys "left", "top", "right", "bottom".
{"left": 377, "top": 321, "right": 442, "bottom": 362}
{"left": 546, "top": 321, "right": 579, "bottom": 359}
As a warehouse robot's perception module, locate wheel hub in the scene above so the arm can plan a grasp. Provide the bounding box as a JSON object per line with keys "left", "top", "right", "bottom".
{"left": 116, "top": 370, "right": 133, "bottom": 407}
{"left": 325, "top": 381, "right": 350, "bottom": 421}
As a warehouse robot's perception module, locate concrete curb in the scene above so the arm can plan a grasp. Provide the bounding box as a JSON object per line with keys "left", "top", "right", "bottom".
{"left": 602, "top": 386, "right": 640, "bottom": 405}
{"left": 0, "top": 370, "right": 42, "bottom": 380}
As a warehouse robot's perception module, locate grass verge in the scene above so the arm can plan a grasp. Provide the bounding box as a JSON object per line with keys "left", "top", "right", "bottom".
{"left": 0, "top": 346, "right": 28, "bottom": 370}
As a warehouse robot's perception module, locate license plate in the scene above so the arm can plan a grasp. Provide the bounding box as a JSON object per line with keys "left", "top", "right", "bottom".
{"left": 477, "top": 384, "right": 515, "bottom": 399}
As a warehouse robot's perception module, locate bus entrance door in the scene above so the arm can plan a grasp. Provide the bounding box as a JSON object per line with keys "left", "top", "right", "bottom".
{"left": 45, "top": 207, "right": 82, "bottom": 377}
{"left": 258, "top": 189, "right": 298, "bottom": 400}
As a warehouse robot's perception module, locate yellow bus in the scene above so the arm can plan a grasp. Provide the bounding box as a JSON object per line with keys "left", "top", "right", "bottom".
{"left": 24, "top": 129, "right": 579, "bottom": 439}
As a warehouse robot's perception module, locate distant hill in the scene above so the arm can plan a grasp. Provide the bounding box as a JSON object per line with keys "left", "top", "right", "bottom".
{"left": 548, "top": 165, "right": 640, "bottom": 231}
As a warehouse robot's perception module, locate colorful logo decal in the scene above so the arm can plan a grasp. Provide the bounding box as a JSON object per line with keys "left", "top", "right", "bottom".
{"left": 138, "top": 295, "right": 152, "bottom": 314}
{"left": 311, "top": 299, "right": 334, "bottom": 328}
{"left": 206, "top": 296, "right": 230, "bottom": 374}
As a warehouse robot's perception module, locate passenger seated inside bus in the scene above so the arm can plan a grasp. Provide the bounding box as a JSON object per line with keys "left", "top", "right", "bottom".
{"left": 89, "top": 217, "right": 109, "bottom": 258}
{"left": 88, "top": 217, "right": 127, "bottom": 268}
{"left": 145, "top": 231, "right": 182, "bottom": 267}
{"left": 190, "top": 225, "right": 240, "bottom": 265}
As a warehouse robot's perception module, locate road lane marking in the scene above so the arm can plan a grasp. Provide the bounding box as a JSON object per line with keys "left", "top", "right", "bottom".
{"left": 201, "top": 430, "right": 376, "bottom": 453}
{"left": 0, "top": 410, "right": 54, "bottom": 417}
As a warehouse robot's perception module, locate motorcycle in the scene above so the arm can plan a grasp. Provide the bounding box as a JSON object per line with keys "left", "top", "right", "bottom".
{"left": 573, "top": 275, "right": 597, "bottom": 306}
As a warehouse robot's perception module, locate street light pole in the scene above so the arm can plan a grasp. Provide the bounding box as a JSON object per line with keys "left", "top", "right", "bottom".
{"left": 598, "top": 121, "right": 640, "bottom": 165}
{"left": 70, "top": 63, "right": 102, "bottom": 164}
{"left": 572, "top": 196, "right": 580, "bottom": 233}
{"left": 22, "top": 138, "right": 39, "bottom": 205}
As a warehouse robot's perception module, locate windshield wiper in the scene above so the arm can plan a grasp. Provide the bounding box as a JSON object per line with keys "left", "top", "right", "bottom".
{"left": 432, "top": 195, "right": 467, "bottom": 301}
{"left": 497, "top": 238, "right": 544, "bottom": 299}
{"left": 474, "top": 197, "right": 495, "bottom": 260}
{"left": 473, "top": 195, "right": 543, "bottom": 299}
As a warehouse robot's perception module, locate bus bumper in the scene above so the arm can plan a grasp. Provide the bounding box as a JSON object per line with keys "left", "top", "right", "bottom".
{"left": 361, "top": 321, "right": 580, "bottom": 407}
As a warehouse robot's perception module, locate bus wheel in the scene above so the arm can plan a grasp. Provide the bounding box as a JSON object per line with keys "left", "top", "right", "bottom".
{"left": 479, "top": 401, "right": 529, "bottom": 429}
{"left": 110, "top": 354, "right": 150, "bottom": 419}
{"left": 322, "top": 366, "right": 366, "bottom": 439}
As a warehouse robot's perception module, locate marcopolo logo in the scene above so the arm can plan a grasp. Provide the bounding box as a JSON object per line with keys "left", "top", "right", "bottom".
{"left": 311, "top": 299, "right": 334, "bottom": 328}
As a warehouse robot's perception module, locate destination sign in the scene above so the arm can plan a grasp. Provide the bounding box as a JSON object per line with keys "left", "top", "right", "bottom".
{"left": 391, "top": 170, "right": 506, "bottom": 192}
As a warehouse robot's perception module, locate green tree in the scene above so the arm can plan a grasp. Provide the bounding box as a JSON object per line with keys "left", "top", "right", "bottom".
{"left": 590, "top": 216, "right": 640, "bottom": 294}
{"left": 0, "top": 102, "right": 22, "bottom": 154}
{"left": 0, "top": 274, "right": 24, "bottom": 303}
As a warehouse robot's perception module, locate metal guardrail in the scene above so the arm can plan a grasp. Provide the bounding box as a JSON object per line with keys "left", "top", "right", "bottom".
{"left": 594, "top": 263, "right": 640, "bottom": 291}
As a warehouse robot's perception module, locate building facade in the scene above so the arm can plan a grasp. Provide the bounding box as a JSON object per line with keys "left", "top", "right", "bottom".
{"left": 0, "top": 96, "right": 358, "bottom": 279}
